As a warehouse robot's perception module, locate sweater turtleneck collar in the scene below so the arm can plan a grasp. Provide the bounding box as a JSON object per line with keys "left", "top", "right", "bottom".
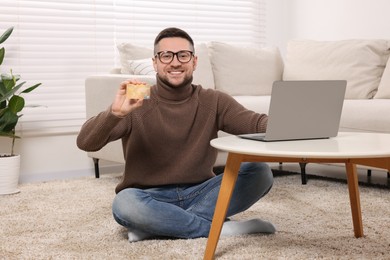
{"left": 154, "top": 75, "right": 194, "bottom": 102}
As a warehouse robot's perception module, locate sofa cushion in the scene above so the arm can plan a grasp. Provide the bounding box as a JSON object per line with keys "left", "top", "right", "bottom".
{"left": 116, "top": 42, "right": 215, "bottom": 89}
{"left": 117, "top": 43, "right": 153, "bottom": 74}
{"left": 208, "top": 42, "right": 283, "bottom": 96}
{"left": 375, "top": 55, "right": 390, "bottom": 99}
{"left": 340, "top": 99, "right": 390, "bottom": 132}
{"left": 128, "top": 58, "right": 155, "bottom": 75}
{"left": 283, "top": 39, "right": 390, "bottom": 99}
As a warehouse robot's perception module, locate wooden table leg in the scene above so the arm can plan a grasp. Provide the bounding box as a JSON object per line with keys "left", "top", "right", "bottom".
{"left": 345, "top": 162, "right": 364, "bottom": 238}
{"left": 203, "top": 153, "right": 243, "bottom": 260}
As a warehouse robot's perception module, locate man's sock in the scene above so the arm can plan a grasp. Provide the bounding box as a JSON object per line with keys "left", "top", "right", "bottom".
{"left": 220, "top": 218, "right": 276, "bottom": 236}
{"left": 127, "top": 228, "right": 153, "bottom": 242}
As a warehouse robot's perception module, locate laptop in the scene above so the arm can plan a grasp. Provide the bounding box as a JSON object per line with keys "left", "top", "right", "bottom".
{"left": 239, "top": 80, "right": 347, "bottom": 142}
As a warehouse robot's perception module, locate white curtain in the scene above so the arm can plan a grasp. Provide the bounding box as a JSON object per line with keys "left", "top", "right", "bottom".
{"left": 0, "top": 0, "right": 266, "bottom": 136}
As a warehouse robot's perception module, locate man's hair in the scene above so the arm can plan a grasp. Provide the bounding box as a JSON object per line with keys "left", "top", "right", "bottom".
{"left": 154, "top": 27, "right": 195, "bottom": 54}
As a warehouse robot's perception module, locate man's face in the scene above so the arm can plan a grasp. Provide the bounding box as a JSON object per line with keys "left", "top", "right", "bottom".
{"left": 153, "top": 37, "right": 197, "bottom": 88}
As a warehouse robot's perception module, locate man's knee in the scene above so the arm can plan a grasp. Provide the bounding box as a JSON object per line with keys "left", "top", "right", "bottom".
{"left": 239, "top": 162, "right": 274, "bottom": 197}
{"left": 228, "top": 163, "right": 273, "bottom": 215}
{"left": 112, "top": 188, "right": 147, "bottom": 227}
{"left": 258, "top": 163, "right": 273, "bottom": 188}
{"left": 240, "top": 162, "right": 273, "bottom": 183}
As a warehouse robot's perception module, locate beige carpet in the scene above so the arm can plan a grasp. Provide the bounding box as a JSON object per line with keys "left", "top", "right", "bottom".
{"left": 1, "top": 173, "right": 389, "bottom": 259}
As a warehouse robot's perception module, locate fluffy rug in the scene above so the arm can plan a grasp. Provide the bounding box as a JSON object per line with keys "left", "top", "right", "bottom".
{"left": 1, "top": 172, "right": 389, "bottom": 259}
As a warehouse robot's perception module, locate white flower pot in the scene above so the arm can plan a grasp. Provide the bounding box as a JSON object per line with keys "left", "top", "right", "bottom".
{"left": 0, "top": 154, "right": 21, "bottom": 195}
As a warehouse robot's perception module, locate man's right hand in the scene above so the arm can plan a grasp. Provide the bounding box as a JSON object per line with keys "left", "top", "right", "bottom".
{"left": 111, "top": 80, "right": 145, "bottom": 118}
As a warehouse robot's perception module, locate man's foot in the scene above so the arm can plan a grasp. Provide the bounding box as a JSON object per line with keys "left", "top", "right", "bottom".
{"left": 221, "top": 218, "right": 276, "bottom": 236}
{"left": 127, "top": 227, "right": 153, "bottom": 242}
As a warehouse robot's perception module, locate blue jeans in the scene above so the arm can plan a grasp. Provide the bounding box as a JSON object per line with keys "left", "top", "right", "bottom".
{"left": 112, "top": 162, "right": 273, "bottom": 239}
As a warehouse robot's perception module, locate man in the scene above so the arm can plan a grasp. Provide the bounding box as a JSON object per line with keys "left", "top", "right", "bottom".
{"left": 77, "top": 27, "right": 275, "bottom": 242}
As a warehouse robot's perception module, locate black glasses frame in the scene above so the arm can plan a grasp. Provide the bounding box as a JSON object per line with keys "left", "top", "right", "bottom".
{"left": 155, "top": 50, "right": 194, "bottom": 64}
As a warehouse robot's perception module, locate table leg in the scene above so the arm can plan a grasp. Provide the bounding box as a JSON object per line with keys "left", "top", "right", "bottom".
{"left": 203, "top": 153, "right": 243, "bottom": 260}
{"left": 345, "top": 162, "right": 364, "bottom": 238}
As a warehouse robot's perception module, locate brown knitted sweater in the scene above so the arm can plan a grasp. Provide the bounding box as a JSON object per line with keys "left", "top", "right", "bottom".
{"left": 77, "top": 76, "right": 268, "bottom": 193}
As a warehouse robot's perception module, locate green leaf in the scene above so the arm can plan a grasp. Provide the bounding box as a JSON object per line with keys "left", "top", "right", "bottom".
{"left": 0, "top": 80, "right": 6, "bottom": 97}
{"left": 0, "top": 47, "right": 4, "bottom": 65}
{"left": 2, "top": 74, "right": 16, "bottom": 90}
{"left": 0, "top": 27, "right": 13, "bottom": 44}
{"left": 21, "top": 83, "right": 42, "bottom": 94}
{"left": 0, "top": 108, "right": 18, "bottom": 132}
{"left": 1, "top": 73, "right": 15, "bottom": 91}
{"left": 0, "top": 131, "right": 20, "bottom": 138}
{"left": 9, "top": 95, "right": 25, "bottom": 113}
{"left": 0, "top": 78, "right": 25, "bottom": 103}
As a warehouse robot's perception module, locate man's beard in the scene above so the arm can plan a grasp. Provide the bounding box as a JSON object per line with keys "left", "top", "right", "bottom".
{"left": 158, "top": 73, "right": 193, "bottom": 89}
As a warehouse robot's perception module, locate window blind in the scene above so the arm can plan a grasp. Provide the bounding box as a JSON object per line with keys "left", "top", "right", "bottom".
{"left": 0, "top": 0, "right": 266, "bottom": 136}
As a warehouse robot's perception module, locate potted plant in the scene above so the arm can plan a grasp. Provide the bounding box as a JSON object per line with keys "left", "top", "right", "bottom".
{"left": 0, "top": 27, "right": 41, "bottom": 195}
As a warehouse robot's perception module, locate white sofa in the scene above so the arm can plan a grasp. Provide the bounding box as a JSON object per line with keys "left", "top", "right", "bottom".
{"left": 84, "top": 40, "right": 390, "bottom": 181}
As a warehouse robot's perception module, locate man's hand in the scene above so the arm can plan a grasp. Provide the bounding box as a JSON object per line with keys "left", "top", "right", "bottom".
{"left": 111, "top": 80, "right": 145, "bottom": 118}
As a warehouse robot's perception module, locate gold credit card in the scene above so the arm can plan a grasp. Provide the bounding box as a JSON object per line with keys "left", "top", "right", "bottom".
{"left": 126, "top": 83, "right": 151, "bottom": 100}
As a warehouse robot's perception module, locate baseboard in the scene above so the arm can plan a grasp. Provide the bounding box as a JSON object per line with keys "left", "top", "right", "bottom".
{"left": 19, "top": 164, "right": 125, "bottom": 184}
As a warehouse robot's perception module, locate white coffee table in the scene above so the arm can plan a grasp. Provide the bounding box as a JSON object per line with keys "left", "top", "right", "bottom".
{"left": 204, "top": 132, "right": 390, "bottom": 260}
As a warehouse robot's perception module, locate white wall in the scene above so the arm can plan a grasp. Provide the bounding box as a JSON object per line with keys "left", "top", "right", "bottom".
{"left": 3, "top": 0, "right": 390, "bottom": 184}
{"left": 289, "top": 0, "right": 390, "bottom": 40}
{"left": 0, "top": 132, "right": 122, "bottom": 183}
{"left": 266, "top": 0, "right": 390, "bottom": 54}
{"left": 265, "top": 0, "right": 291, "bottom": 50}
{"left": 0, "top": 134, "right": 92, "bottom": 182}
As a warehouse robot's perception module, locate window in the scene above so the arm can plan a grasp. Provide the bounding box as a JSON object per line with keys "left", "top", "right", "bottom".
{"left": 0, "top": 0, "right": 266, "bottom": 136}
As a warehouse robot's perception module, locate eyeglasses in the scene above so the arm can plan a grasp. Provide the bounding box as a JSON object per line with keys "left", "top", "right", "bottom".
{"left": 155, "top": 50, "right": 194, "bottom": 64}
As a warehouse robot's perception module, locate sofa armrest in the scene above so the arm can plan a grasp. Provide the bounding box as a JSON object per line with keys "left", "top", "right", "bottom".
{"left": 84, "top": 74, "right": 156, "bottom": 164}
{"left": 109, "top": 68, "right": 122, "bottom": 74}
{"left": 85, "top": 74, "right": 156, "bottom": 117}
